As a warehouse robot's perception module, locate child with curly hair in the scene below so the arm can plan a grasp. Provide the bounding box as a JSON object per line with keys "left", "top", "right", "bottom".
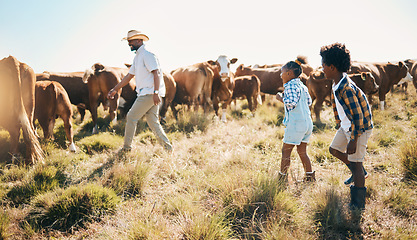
{"left": 320, "top": 43, "right": 373, "bottom": 210}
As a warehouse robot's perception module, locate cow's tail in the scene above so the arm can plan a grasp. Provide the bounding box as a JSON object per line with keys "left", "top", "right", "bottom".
{"left": 15, "top": 66, "right": 44, "bottom": 164}
{"left": 18, "top": 108, "right": 44, "bottom": 164}
{"left": 253, "top": 75, "right": 262, "bottom": 105}
{"left": 257, "top": 93, "right": 263, "bottom": 105}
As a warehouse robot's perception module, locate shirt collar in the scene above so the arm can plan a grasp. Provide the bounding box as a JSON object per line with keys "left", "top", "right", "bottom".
{"left": 332, "top": 73, "right": 348, "bottom": 91}
{"left": 135, "top": 44, "right": 146, "bottom": 55}
{"left": 284, "top": 78, "right": 299, "bottom": 87}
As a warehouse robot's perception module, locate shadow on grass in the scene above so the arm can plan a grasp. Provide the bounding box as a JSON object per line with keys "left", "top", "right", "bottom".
{"left": 76, "top": 148, "right": 133, "bottom": 185}
{"left": 314, "top": 187, "right": 363, "bottom": 240}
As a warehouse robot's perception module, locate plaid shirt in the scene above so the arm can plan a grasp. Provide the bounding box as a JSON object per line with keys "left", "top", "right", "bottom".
{"left": 283, "top": 78, "right": 312, "bottom": 111}
{"left": 331, "top": 74, "right": 373, "bottom": 140}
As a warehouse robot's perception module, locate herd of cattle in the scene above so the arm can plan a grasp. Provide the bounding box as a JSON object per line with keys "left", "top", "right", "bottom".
{"left": 0, "top": 54, "right": 416, "bottom": 164}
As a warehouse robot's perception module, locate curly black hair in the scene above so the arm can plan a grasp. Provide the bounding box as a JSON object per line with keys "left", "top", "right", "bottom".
{"left": 320, "top": 43, "right": 351, "bottom": 72}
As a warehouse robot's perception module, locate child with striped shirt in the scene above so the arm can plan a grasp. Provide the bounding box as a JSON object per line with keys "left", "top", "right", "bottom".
{"left": 276, "top": 58, "right": 315, "bottom": 182}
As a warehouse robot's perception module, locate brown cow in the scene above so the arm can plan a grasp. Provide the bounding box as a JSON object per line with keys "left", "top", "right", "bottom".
{"left": 209, "top": 55, "right": 238, "bottom": 122}
{"left": 404, "top": 59, "right": 417, "bottom": 91}
{"left": 0, "top": 56, "right": 43, "bottom": 164}
{"left": 306, "top": 70, "right": 332, "bottom": 123}
{"left": 232, "top": 75, "right": 262, "bottom": 113}
{"left": 235, "top": 64, "right": 283, "bottom": 95}
{"left": 307, "top": 70, "right": 378, "bottom": 122}
{"left": 251, "top": 63, "right": 283, "bottom": 69}
{"left": 349, "top": 61, "right": 412, "bottom": 110}
{"left": 159, "top": 71, "right": 177, "bottom": 124}
{"left": 36, "top": 71, "right": 91, "bottom": 121}
{"left": 83, "top": 63, "right": 136, "bottom": 134}
{"left": 34, "top": 81, "right": 76, "bottom": 152}
{"left": 171, "top": 61, "right": 215, "bottom": 116}
{"left": 123, "top": 63, "right": 176, "bottom": 124}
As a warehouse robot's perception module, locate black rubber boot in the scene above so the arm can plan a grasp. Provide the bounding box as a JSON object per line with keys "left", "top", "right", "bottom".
{"left": 350, "top": 185, "right": 367, "bottom": 210}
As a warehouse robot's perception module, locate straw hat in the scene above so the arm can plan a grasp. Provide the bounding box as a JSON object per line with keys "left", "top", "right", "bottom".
{"left": 122, "top": 30, "right": 149, "bottom": 41}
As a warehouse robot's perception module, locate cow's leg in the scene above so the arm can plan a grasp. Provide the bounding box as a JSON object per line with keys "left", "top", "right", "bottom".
{"left": 37, "top": 116, "right": 51, "bottom": 139}
{"left": 252, "top": 95, "right": 261, "bottom": 113}
{"left": 221, "top": 103, "right": 228, "bottom": 122}
{"left": 47, "top": 118, "right": 55, "bottom": 140}
{"left": 247, "top": 95, "right": 254, "bottom": 113}
{"left": 213, "top": 98, "right": 220, "bottom": 117}
{"left": 7, "top": 125, "right": 21, "bottom": 157}
{"left": 170, "top": 102, "right": 178, "bottom": 120}
{"left": 89, "top": 95, "right": 100, "bottom": 134}
{"left": 379, "top": 92, "right": 386, "bottom": 110}
{"left": 109, "top": 97, "right": 118, "bottom": 125}
{"left": 159, "top": 97, "right": 167, "bottom": 125}
{"left": 77, "top": 106, "right": 86, "bottom": 122}
{"left": 314, "top": 97, "right": 324, "bottom": 123}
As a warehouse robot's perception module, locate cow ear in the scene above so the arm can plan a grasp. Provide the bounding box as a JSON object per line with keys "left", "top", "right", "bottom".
{"left": 230, "top": 58, "right": 238, "bottom": 64}
{"left": 237, "top": 64, "right": 243, "bottom": 70}
{"left": 361, "top": 72, "right": 367, "bottom": 81}
{"left": 93, "top": 63, "right": 105, "bottom": 72}
{"left": 398, "top": 61, "right": 404, "bottom": 67}
{"left": 207, "top": 60, "right": 216, "bottom": 65}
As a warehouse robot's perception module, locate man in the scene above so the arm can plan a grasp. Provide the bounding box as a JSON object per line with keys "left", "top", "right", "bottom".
{"left": 320, "top": 43, "right": 373, "bottom": 210}
{"left": 107, "top": 30, "right": 172, "bottom": 152}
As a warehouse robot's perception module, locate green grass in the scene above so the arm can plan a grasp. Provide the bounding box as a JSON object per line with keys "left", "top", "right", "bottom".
{"left": 400, "top": 139, "right": 417, "bottom": 181}
{"left": 384, "top": 185, "right": 417, "bottom": 218}
{"left": 181, "top": 212, "right": 233, "bottom": 240}
{"left": 103, "top": 161, "right": 149, "bottom": 198}
{"left": 5, "top": 164, "right": 66, "bottom": 205}
{"left": 77, "top": 132, "right": 122, "bottom": 154}
{"left": 27, "top": 183, "right": 120, "bottom": 232}
{"left": 0, "top": 89, "right": 417, "bottom": 239}
{"left": 0, "top": 209, "right": 10, "bottom": 240}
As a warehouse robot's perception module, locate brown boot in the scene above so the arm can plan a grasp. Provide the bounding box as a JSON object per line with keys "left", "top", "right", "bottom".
{"left": 304, "top": 171, "right": 316, "bottom": 182}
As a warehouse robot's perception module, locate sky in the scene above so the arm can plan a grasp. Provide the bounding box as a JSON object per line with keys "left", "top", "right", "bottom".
{"left": 1, "top": 0, "right": 417, "bottom": 74}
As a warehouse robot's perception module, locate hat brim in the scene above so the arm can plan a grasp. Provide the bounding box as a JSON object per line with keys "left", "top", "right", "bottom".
{"left": 122, "top": 34, "right": 149, "bottom": 41}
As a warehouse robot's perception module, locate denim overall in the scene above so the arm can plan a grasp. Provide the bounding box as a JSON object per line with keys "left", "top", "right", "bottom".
{"left": 283, "top": 80, "right": 313, "bottom": 145}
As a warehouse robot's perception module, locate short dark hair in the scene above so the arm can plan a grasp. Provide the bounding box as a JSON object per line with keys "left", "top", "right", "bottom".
{"left": 282, "top": 56, "right": 306, "bottom": 78}
{"left": 320, "top": 43, "right": 351, "bottom": 72}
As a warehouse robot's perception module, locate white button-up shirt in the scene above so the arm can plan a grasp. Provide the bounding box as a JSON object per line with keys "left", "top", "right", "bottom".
{"left": 128, "top": 44, "right": 166, "bottom": 97}
{"left": 332, "top": 73, "right": 351, "bottom": 132}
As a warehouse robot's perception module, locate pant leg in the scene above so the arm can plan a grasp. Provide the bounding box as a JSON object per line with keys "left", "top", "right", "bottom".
{"left": 124, "top": 95, "right": 154, "bottom": 148}
{"left": 145, "top": 104, "right": 173, "bottom": 151}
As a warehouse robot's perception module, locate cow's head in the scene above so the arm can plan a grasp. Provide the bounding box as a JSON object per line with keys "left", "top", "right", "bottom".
{"left": 208, "top": 55, "right": 237, "bottom": 81}
{"left": 396, "top": 61, "right": 413, "bottom": 85}
{"left": 360, "top": 72, "right": 379, "bottom": 94}
{"left": 235, "top": 64, "right": 252, "bottom": 77}
{"left": 83, "top": 63, "right": 106, "bottom": 83}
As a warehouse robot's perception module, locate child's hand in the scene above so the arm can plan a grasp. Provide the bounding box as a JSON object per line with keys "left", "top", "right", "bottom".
{"left": 347, "top": 139, "right": 357, "bottom": 154}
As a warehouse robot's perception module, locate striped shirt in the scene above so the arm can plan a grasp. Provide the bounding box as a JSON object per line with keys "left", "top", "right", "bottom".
{"left": 331, "top": 74, "right": 373, "bottom": 140}
{"left": 283, "top": 78, "right": 312, "bottom": 111}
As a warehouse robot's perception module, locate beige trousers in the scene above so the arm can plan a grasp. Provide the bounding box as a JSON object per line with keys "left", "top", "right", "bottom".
{"left": 124, "top": 94, "right": 172, "bottom": 151}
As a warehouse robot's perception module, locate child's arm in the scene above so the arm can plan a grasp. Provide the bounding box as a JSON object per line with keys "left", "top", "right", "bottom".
{"left": 282, "top": 84, "right": 301, "bottom": 111}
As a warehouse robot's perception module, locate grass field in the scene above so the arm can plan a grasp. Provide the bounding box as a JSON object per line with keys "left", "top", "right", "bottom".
{"left": 0, "top": 86, "right": 416, "bottom": 239}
